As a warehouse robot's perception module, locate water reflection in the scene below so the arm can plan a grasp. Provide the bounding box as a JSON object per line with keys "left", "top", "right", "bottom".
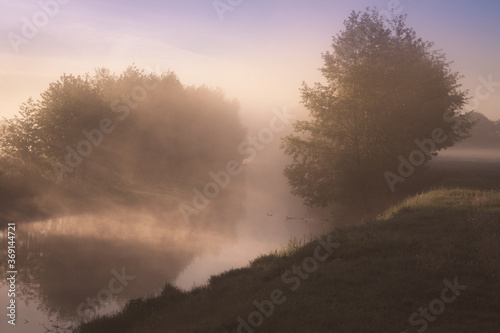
{"left": 0, "top": 193, "right": 243, "bottom": 331}
{"left": 0, "top": 158, "right": 333, "bottom": 333}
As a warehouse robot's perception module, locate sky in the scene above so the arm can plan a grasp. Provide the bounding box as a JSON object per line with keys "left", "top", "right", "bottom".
{"left": 0, "top": 0, "right": 499, "bottom": 121}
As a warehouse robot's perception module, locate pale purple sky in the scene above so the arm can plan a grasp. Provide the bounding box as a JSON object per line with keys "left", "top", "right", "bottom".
{"left": 1, "top": 0, "right": 499, "bottom": 120}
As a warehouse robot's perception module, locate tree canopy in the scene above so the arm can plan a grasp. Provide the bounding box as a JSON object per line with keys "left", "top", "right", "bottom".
{"left": 281, "top": 8, "right": 473, "bottom": 209}
{"left": 0, "top": 66, "right": 245, "bottom": 192}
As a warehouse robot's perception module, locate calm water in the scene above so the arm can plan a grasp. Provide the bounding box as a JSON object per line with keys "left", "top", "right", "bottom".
{"left": 0, "top": 160, "right": 332, "bottom": 333}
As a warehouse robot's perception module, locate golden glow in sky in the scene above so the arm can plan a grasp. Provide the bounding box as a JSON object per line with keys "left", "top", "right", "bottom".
{"left": 1, "top": 0, "right": 499, "bottom": 120}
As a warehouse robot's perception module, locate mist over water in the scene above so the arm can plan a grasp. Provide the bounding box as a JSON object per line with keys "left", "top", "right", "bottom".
{"left": 0, "top": 77, "right": 497, "bottom": 333}
{"left": 0, "top": 1, "right": 499, "bottom": 332}
{"left": 0, "top": 108, "right": 334, "bottom": 332}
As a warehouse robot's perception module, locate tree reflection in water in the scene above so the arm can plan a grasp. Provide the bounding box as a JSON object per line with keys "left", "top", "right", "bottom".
{"left": 0, "top": 188, "right": 244, "bottom": 328}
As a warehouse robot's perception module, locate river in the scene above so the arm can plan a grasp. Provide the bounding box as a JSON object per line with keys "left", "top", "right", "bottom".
{"left": 0, "top": 156, "right": 333, "bottom": 333}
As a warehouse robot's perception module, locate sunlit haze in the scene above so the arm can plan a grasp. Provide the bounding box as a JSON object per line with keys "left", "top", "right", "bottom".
{"left": 1, "top": 0, "right": 499, "bottom": 120}
{"left": 1, "top": 1, "right": 500, "bottom": 332}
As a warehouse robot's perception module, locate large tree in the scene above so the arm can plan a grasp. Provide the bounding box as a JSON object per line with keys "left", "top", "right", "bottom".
{"left": 281, "top": 9, "right": 473, "bottom": 210}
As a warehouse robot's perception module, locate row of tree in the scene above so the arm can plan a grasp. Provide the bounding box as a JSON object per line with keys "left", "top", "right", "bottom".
{"left": 0, "top": 9, "right": 481, "bottom": 215}
{"left": 455, "top": 112, "right": 500, "bottom": 148}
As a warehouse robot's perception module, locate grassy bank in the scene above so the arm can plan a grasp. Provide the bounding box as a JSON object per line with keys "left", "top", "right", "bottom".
{"left": 77, "top": 188, "right": 500, "bottom": 333}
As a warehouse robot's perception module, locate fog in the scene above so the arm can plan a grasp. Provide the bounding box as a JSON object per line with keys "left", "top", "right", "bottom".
{"left": 433, "top": 148, "right": 500, "bottom": 162}
{"left": 1, "top": 52, "right": 498, "bottom": 333}
{"left": 1, "top": 1, "right": 499, "bottom": 332}
{"left": 0, "top": 98, "right": 334, "bottom": 331}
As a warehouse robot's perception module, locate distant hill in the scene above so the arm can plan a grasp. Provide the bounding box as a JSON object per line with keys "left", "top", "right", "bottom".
{"left": 456, "top": 112, "right": 500, "bottom": 148}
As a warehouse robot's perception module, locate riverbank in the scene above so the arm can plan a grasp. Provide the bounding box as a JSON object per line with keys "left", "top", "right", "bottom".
{"left": 0, "top": 172, "right": 184, "bottom": 229}
{"left": 77, "top": 187, "right": 500, "bottom": 332}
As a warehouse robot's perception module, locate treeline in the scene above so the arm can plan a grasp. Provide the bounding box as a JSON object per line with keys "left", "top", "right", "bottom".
{"left": 456, "top": 112, "right": 500, "bottom": 148}
{"left": 0, "top": 66, "right": 246, "bottom": 194}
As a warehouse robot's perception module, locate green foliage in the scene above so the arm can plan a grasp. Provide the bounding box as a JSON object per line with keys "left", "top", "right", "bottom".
{"left": 281, "top": 9, "right": 474, "bottom": 209}
{"left": 1, "top": 99, "right": 44, "bottom": 178}
{"left": 0, "top": 66, "right": 245, "bottom": 192}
